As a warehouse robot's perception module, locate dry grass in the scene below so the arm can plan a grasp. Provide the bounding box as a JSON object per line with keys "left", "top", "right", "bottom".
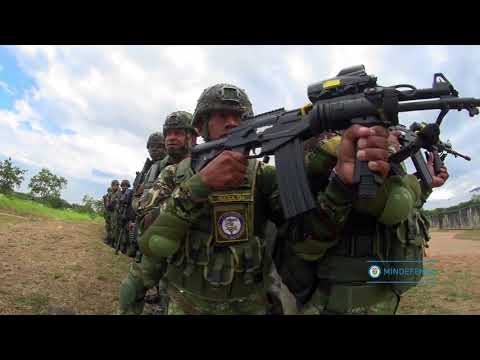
{"left": 0, "top": 211, "right": 131, "bottom": 315}
{"left": 454, "top": 229, "right": 480, "bottom": 241}
{"left": 1, "top": 209, "right": 479, "bottom": 315}
{"left": 397, "top": 230, "right": 480, "bottom": 315}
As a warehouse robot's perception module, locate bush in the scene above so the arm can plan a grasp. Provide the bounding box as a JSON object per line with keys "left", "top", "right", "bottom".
{"left": 29, "top": 168, "right": 68, "bottom": 200}
{"left": 43, "top": 196, "right": 71, "bottom": 209}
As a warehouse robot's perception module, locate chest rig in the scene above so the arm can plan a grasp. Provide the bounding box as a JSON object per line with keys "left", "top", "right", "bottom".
{"left": 314, "top": 207, "right": 430, "bottom": 313}
{"left": 143, "top": 157, "right": 170, "bottom": 191}
{"left": 166, "top": 158, "right": 267, "bottom": 301}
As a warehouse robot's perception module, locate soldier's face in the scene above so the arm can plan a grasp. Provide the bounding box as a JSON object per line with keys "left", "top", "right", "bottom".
{"left": 121, "top": 184, "right": 128, "bottom": 191}
{"left": 165, "top": 128, "right": 189, "bottom": 151}
{"left": 208, "top": 111, "right": 241, "bottom": 140}
{"left": 112, "top": 184, "right": 119, "bottom": 192}
{"left": 148, "top": 142, "right": 165, "bottom": 161}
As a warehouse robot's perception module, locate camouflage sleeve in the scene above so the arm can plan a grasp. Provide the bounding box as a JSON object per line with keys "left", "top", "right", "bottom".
{"left": 160, "top": 173, "right": 213, "bottom": 223}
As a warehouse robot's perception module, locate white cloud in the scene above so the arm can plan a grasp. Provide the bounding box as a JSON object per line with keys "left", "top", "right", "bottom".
{"left": 429, "top": 187, "right": 454, "bottom": 201}
{"left": 0, "top": 45, "right": 479, "bottom": 207}
{"left": 0, "top": 80, "right": 14, "bottom": 95}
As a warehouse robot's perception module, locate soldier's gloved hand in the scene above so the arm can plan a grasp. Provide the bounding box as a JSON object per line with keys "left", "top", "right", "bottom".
{"left": 335, "top": 125, "right": 390, "bottom": 185}
{"left": 128, "top": 221, "right": 135, "bottom": 231}
{"left": 426, "top": 152, "right": 449, "bottom": 188}
{"left": 199, "top": 150, "right": 247, "bottom": 190}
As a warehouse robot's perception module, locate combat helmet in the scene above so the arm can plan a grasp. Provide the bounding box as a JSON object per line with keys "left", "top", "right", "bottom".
{"left": 111, "top": 180, "right": 120, "bottom": 186}
{"left": 192, "top": 83, "right": 254, "bottom": 139}
{"left": 120, "top": 179, "right": 131, "bottom": 188}
{"left": 146, "top": 132, "right": 165, "bottom": 149}
{"left": 163, "top": 111, "right": 195, "bottom": 137}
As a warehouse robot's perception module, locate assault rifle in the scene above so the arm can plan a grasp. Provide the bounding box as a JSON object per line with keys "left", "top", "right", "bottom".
{"left": 133, "top": 158, "right": 153, "bottom": 194}
{"left": 437, "top": 140, "right": 471, "bottom": 162}
{"left": 191, "top": 65, "right": 480, "bottom": 219}
{"left": 389, "top": 122, "right": 471, "bottom": 189}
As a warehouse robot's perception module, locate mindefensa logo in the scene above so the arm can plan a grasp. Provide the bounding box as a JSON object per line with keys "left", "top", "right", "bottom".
{"left": 366, "top": 260, "right": 438, "bottom": 284}
{"left": 368, "top": 265, "right": 382, "bottom": 279}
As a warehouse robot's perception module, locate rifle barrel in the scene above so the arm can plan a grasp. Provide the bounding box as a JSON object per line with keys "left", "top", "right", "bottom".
{"left": 397, "top": 87, "right": 453, "bottom": 101}
{"left": 399, "top": 98, "right": 480, "bottom": 112}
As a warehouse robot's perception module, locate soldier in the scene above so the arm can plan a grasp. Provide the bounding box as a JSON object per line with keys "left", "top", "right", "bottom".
{"left": 274, "top": 128, "right": 449, "bottom": 315}
{"left": 106, "top": 180, "right": 121, "bottom": 248}
{"left": 119, "top": 111, "right": 197, "bottom": 314}
{"left": 114, "top": 180, "right": 133, "bottom": 254}
{"left": 131, "top": 132, "right": 166, "bottom": 214}
{"left": 102, "top": 187, "right": 113, "bottom": 245}
{"left": 132, "top": 83, "right": 403, "bottom": 315}
{"left": 113, "top": 180, "right": 131, "bottom": 253}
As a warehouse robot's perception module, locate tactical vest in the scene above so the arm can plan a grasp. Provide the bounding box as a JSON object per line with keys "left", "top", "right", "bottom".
{"left": 143, "top": 157, "right": 171, "bottom": 191}
{"left": 314, "top": 206, "right": 430, "bottom": 313}
{"left": 165, "top": 158, "right": 268, "bottom": 302}
{"left": 136, "top": 156, "right": 174, "bottom": 226}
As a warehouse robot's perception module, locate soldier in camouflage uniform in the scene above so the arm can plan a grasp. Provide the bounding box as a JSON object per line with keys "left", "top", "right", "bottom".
{"left": 119, "top": 111, "right": 197, "bottom": 315}
{"left": 114, "top": 180, "right": 132, "bottom": 253}
{"left": 103, "top": 187, "right": 113, "bottom": 245}
{"left": 274, "top": 128, "right": 449, "bottom": 315}
{"left": 131, "top": 132, "right": 166, "bottom": 214}
{"left": 127, "top": 132, "right": 166, "bottom": 260}
{"left": 130, "top": 83, "right": 402, "bottom": 315}
{"left": 105, "top": 180, "right": 121, "bottom": 248}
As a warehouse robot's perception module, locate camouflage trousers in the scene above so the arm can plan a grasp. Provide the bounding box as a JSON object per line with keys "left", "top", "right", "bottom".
{"left": 104, "top": 212, "right": 113, "bottom": 242}
{"left": 166, "top": 285, "right": 267, "bottom": 315}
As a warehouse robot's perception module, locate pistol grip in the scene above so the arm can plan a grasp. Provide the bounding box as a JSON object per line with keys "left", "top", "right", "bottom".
{"left": 353, "top": 158, "right": 379, "bottom": 199}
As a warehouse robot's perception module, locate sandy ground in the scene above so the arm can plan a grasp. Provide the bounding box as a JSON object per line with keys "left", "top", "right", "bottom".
{"left": 397, "top": 230, "right": 480, "bottom": 314}
{"left": 0, "top": 211, "right": 479, "bottom": 315}
{"left": 0, "top": 214, "right": 130, "bottom": 314}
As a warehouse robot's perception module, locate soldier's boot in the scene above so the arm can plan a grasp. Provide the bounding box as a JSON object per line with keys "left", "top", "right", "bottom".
{"left": 120, "top": 233, "right": 128, "bottom": 254}
{"left": 126, "top": 243, "right": 137, "bottom": 258}
{"left": 145, "top": 286, "right": 161, "bottom": 304}
{"left": 119, "top": 267, "right": 147, "bottom": 315}
{"left": 157, "top": 280, "right": 170, "bottom": 315}
{"left": 265, "top": 291, "right": 284, "bottom": 315}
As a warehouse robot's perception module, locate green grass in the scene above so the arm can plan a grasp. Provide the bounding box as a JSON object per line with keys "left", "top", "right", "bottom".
{"left": 0, "top": 193, "right": 102, "bottom": 223}
{"left": 15, "top": 293, "right": 50, "bottom": 314}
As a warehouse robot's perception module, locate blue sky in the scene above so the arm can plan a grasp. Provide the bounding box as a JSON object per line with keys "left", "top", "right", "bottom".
{"left": 0, "top": 45, "right": 479, "bottom": 208}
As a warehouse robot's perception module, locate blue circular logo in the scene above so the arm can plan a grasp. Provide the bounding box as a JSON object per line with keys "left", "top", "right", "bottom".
{"left": 368, "top": 265, "right": 382, "bottom": 279}
{"left": 218, "top": 211, "right": 245, "bottom": 239}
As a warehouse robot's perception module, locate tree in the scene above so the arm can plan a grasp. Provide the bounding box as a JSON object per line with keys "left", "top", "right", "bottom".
{"left": 28, "top": 168, "right": 68, "bottom": 200}
{"left": 0, "top": 158, "right": 27, "bottom": 194}
{"left": 82, "top": 194, "right": 104, "bottom": 218}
